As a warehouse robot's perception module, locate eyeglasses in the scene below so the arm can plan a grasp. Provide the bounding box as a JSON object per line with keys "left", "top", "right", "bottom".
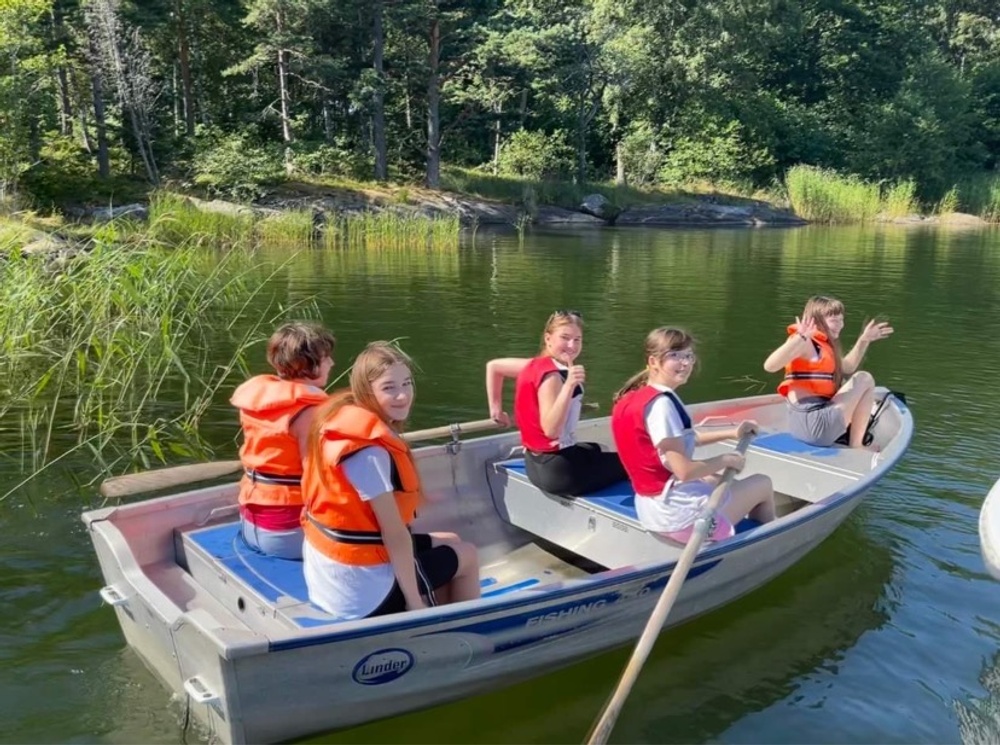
{"left": 663, "top": 350, "right": 696, "bottom": 364}
{"left": 553, "top": 309, "right": 583, "bottom": 319}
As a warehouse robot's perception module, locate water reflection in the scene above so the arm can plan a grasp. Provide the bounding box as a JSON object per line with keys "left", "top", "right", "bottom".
{"left": 6, "top": 224, "right": 1000, "bottom": 743}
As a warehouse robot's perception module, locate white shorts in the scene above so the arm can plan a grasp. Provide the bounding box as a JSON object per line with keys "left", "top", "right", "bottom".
{"left": 635, "top": 479, "right": 734, "bottom": 543}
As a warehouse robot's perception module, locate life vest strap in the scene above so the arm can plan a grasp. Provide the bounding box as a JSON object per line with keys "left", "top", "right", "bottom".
{"left": 304, "top": 512, "right": 384, "bottom": 545}
{"left": 785, "top": 372, "right": 835, "bottom": 381}
{"left": 245, "top": 468, "right": 303, "bottom": 486}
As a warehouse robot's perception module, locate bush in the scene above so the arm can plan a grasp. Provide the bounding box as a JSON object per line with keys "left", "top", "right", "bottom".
{"left": 618, "top": 123, "right": 665, "bottom": 187}
{"left": 289, "top": 139, "right": 371, "bottom": 180}
{"left": 20, "top": 135, "right": 98, "bottom": 207}
{"left": 193, "top": 130, "right": 284, "bottom": 202}
{"left": 496, "top": 129, "right": 575, "bottom": 181}
{"left": 660, "top": 114, "right": 775, "bottom": 187}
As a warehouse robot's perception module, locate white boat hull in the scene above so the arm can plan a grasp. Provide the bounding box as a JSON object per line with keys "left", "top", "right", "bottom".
{"left": 980, "top": 477, "right": 1000, "bottom": 580}
{"left": 83, "top": 391, "right": 912, "bottom": 743}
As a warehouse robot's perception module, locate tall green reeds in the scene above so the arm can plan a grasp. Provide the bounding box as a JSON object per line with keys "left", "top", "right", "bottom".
{"left": 955, "top": 173, "right": 1000, "bottom": 222}
{"left": 146, "top": 191, "right": 461, "bottom": 250}
{"left": 785, "top": 166, "right": 883, "bottom": 223}
{"left": 322, "top": 211, "right": 461, "bottom": 251}
{"left": 0, "top": 237, "right": 311, "bottom": 494}
{"left": 148, "top": 192, "right": 256, "bottom": 248}
{"left": 882, "top": 180, "right": 918, "bottom": 219}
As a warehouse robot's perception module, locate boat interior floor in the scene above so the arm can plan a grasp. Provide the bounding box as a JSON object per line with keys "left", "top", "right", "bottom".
{"left": 174, "top": 523, "right": 589, "bottom": 634}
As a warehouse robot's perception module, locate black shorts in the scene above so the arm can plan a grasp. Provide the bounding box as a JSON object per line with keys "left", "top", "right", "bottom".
{"left": 367, "top": 533, "right": 459, "bottom": 617}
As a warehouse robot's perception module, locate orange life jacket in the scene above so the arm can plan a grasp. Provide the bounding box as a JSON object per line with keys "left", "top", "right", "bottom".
{"left": 231, "top": 375, "right": 329, "bottom": 508}
{"left": 301, "top": 404, "right": 422, "bottom": 566}
{"left": 777, "top": 327, "right": 838, "bottom": 400}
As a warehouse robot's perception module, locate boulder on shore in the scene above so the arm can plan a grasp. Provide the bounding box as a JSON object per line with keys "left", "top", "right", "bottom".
{"left": 579, "top": 194, "right": 621, "bottom": 223}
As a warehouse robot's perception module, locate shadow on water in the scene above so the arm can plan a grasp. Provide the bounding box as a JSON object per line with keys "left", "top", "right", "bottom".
{"left": 307, "top": 515, "right": 893, "bottom": 745}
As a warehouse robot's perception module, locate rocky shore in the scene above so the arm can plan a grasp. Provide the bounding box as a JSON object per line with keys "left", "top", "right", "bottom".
{"left": 8, "top": 181, "right": 994, "bottom": 264}
{"left": 255, "top": 184, "right": 808, "bottom": 229}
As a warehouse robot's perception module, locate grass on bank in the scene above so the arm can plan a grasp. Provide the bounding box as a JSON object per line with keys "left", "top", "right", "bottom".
{"left": 0, "top": 235, "right": 312, "bottom": 495}
{"left": 145, "top": 192, "right": 460, "bottom": 250}
{"left": 785, "top": 165, "right": 1000, "bottom": 223}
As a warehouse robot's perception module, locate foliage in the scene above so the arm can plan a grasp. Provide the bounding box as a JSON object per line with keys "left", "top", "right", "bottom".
{"left": 192, "top": 130, "right": 284, "bottom": 201}
{"left": 0, "top": 239, "right": 299, "bottom": 480}
{"left": 660, "top": 114, "right": 775, "bottom": 189}
{"left": 496, "top": 129, "right": 575, "bottom": 181}
{"left": 2, "top": 0, "right": 1000, "bottom": 219}
{"left": 618, "top": 123, "right": 664, "bottom": 187}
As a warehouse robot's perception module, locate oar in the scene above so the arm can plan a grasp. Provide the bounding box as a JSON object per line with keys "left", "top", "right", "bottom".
{"left": 585, "top": 430, "right": 756, "bottom": 745}
{"left": 99, "top": 460, "right": 244, "bottom": 499}
{"left": 98, "top": 417, "right": 502, "bottom": 499}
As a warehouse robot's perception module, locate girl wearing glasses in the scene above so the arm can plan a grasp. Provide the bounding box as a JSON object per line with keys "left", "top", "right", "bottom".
{"left": 611, "top": 327, "right": 775, "bottom": 543}
{"left": 486, "top": 310, "right": 628, "bottom": 496}
{"left": 763, "top": 295, "right": 892, "bottom": 448}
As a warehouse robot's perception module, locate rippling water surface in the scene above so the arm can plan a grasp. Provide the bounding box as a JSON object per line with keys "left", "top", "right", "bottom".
{"left": 3, "top": 225, "right": 1000, "bottom": 743}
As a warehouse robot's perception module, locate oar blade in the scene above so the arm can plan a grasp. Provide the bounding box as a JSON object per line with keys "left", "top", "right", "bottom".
{"left": 100, "top": 460, "right": 243, "bottom": 499}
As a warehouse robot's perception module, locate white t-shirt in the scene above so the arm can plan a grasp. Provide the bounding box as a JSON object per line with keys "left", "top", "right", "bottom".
{"left": 542, "top": 362, "right": 582, "bottom": 448}
{"left": 633, "top": 385, "right": 714, "bottom": 533}
{"left": 303, "top": 446, "right": 396, "bottom": 619}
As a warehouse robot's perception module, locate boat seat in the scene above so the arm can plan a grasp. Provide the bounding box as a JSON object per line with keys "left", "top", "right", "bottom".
{"left": 176, "top": 523, "right": 340, "bottom": 630}
{"left": 490, "top": 460, "right": 761, "bottom": 569}
{"left": 175, "top": 522, "right": 559, "bottom": 632}
{"left": 488, "top": 427, "right": 867, "bottom": 568}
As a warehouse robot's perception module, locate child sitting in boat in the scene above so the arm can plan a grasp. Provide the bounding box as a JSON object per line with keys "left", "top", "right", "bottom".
{"left": 230, "top": 322, "right": 335, "bottom": 560}
{"left": 301, "top": 341, "right": 480, "bottom": 619}
{"left": 485, "top": 309, "right": 627, "bottom": 497}
{"left": 611, "top": 327, "right": 776, "bottom": 543}
{"left": 763, "top": 295, "right": 893, "bottom": 448}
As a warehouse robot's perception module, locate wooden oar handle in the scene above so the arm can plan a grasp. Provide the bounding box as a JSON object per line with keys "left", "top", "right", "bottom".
{"left": 586, "top": 431, "right": 755, "bottom": 745}
{"left": 402, "top": 418, "right": 500, "bottom": 443}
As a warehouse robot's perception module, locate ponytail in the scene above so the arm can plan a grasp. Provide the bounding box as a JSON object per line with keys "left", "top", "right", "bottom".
{"left": 613, "top": 370, "right": 649, "bottom": 403}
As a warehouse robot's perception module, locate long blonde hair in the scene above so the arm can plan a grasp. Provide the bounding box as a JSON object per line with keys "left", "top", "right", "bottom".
{"left": 308, "top": 341, "right": 415, "bottom": 462}
{"left": 614, "top": 327, "right": 695, "bottom": 402}
{"left": 801, "top": 295, "right": 845, "bottom": 387}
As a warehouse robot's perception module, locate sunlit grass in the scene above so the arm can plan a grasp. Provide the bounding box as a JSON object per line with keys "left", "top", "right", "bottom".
{"left": 956, "top": 173, "right": 1000, "bottom": 222}
{"left": 323, "top": 211, "right": 460, "bottom": 251}
{"left": 785, "top": 166, "right": 883, "bottom": 223}
{"left": 0, "top": 237, "right": 314, "bottom": 496}
{"left": 881, "top": 180, "right": 919, "bottom": 219}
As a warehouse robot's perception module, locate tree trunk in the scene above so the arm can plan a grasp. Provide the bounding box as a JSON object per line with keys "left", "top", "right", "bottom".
{"left": 372, "top": 0, "right": 387, "bottom": 182}
{"left": 172, "top": 63, "right": 181, "bottom": 135}
{"left": 425, "top": 16, "right": 441, "bottom": 189}
{"left": 275, "top": 10, "right": 294, "bottom": 173}
{"left": 518, "top": 88, "right": 527, "bottom": 129}
{"left": 576, "top": 109, "right": 587, "bottom": 183}
{"left": 51, "top": 5, "right": 73, "bottom": 136}
{"left": 492, "top": 100, "right": 502, "bottom": 174}
{"left": 57, "top": 66, "right": 73, "bottom": 136}
{"left": 87, "top": 34, "right": 110, "bottom": 179}
{"left": 616, "top": 139, "right": 626, "bottom": 185}
{"left": 175, "top": 0, "right": 196, "bottom": 136}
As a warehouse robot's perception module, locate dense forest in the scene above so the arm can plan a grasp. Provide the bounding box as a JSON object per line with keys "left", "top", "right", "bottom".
{"left": 2, "top": 0, "right": 999, "bottom": 209}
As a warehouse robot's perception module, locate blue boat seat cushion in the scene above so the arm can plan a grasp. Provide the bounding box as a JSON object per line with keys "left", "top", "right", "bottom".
{"left": 499, "top": 460, "right": 760, "bottom": 533}
{"left": 183, "top": 523, "right": 544, "bottom": 626}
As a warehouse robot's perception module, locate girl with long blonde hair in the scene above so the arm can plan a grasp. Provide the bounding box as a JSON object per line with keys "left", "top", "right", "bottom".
{"left": 301, "top": 342, "right": 480, "bottom": 620}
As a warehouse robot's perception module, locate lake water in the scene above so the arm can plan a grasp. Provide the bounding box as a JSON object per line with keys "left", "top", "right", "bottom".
{"left": 3, "top": 224, "right": 1000, "bottom": 744}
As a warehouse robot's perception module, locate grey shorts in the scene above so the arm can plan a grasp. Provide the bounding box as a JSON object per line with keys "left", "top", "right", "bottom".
{"left": 787, "top": 398, "right": 846, "bottom": 447}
